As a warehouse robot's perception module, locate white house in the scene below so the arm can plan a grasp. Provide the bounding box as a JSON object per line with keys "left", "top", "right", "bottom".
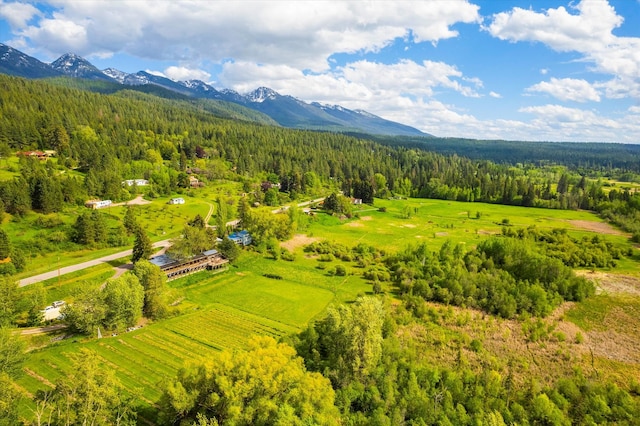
{"left": 122, "top": 179, "right": 149, "bottom": 187}
{"left": 169, "top": 197, "right": 185, "bottom": 205}
{"left": 85, "top": 199, "right": 112, "bottom": 209}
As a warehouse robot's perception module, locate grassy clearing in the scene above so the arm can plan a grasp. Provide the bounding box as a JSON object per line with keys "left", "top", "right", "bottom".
{"left": 170, "top": 252, "right": 366, "bottom": 327}
{"left": 18, "top": 264, "right": 114, "bottom": 303}
{"left": 308, "top": 198, "right": 630, "bottom": 253}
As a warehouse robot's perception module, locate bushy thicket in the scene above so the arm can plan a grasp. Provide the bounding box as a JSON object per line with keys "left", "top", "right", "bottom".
{"left": 390, "top": 235, "right": 597, "bottom": 319}
{"left": 293, "top": 298, "right": 640, "bottom": 425}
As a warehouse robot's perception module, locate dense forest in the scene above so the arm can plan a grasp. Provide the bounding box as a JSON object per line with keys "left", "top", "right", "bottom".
{"left": 358, "top": 133, "right": 640, "bottom": 172}
{"left": 1, "top": 74, "right": 640, "bottom": 425}
{"left": 1, "top": 74, "right": 639, "bottom": 216}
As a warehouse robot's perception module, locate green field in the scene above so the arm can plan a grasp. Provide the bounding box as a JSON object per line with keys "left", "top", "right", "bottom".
{"left": 308, "top": 197, "right": 632, "bottom": 252}
{"left": 13, "top": 196, "right": 639, "bottom": 421}
{"left": 15, "top": 246, "right": 368, "bottom": 419}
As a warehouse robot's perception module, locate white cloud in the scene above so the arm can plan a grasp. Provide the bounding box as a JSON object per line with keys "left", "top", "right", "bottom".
{"left": 164, "top": 66, "right": 211, "bottom": 82}
{"left": 219, "top": 59, "right": 482, "bottom": 107}
{"left": 0, "top": 1, "right": 40, "bottom": 29}
{"left": 519, "top": 104, "right": 594, "bottom": 123}
{"left": 540, "top": 68, "right": 549, "bottom": 75}
{"left": 526, "top": 77, "right": 601, "bottom": 102}
{"left": 16, "top": 1, "right": 480, "bottom": 70}
{"left": 216, "top": 58, "right": 640, "bottom": 142}
{"left": 487, "top": 0, "right": 621, "bottom": 52}
{"left": 145, "top": 69, "right": 165, "bottom": 78}
{"left": 487, "top": 0, "right": 640, "bottom": 100}
{"left": 19, "top": 14, "right": 88, "bottom": 54}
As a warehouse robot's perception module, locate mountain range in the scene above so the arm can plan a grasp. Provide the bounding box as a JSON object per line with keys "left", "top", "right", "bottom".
{"left": 0, "top": 43, "right": 428, "bottom": 137}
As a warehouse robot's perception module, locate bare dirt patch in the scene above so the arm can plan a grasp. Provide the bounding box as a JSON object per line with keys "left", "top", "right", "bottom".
{"left": 403, "top": 224, "right": 416, "bottom": 228}
{"left": 568, "top": 220, "right": 627, "bottom": 236}
{"left": 588, "top": 329, "right": 640, "bottom": 364}
{"left": 477, "top": 229, "right": 497, "bottom": 235}
{"left": 112, "top": 194, "right": 151, "bottom": 207}
{"left": 435, "top": 232, "right": 448, "bottom": 237}
{"left": 346, "top": 221, "right": 364, "bottom": 228}
{"left": 360, "top": 216, "right": 373, "bottom": 221}
{"left": 575, "top": 270, "right": 640, "bottom": 295}
{"left": 280, "top": 234, "right": 319, "bottom": 251}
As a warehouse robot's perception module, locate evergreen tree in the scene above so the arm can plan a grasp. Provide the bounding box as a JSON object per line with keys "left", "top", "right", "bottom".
{"left": 0, "top": 230, "right": 11, "bottom": 260}
{"left": 132, "top": 225, "right": 153, "bottom": 263}
{"left": 123, "top": 206, "right": 138, "bottom": 235}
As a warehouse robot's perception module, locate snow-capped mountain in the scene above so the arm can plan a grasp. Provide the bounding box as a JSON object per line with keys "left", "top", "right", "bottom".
{"left": 0, "top": 44, "right": 428, "bottom": 136}
{"left": 246, "top": 87, "right": 280, "bottom": 103}
{"left": 102, "top": 68, "right": 129, "bottom": 84}
{"left": 218, "top": 88, "right": 246, "bottom": 103}
{"left": 180, "top": 79, "right": 223, "bottom": 99}
{"left": 0, "top": 43, "right": 61, "bottom": 78}
{"left": 50, "top": 53, "right": 115, "bottom": 81}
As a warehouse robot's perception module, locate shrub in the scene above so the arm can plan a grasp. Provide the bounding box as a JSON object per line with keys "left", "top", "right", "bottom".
{"left": 469, "top": 339, "right": 482, "bottom": 352}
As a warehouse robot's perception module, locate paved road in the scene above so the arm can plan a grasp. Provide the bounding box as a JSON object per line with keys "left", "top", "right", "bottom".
{"left": 18, "top": 197, "right": 327, "bottom": 288}
{"left": 18, "top": 239, "right": 172, "bottom": 287}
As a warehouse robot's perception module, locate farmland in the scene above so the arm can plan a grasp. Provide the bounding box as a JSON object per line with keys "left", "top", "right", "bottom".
{"left": 11, "top": 196, "right": 640, "bottom": 422}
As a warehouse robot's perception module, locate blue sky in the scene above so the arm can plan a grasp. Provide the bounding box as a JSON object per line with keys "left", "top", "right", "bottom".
{"left": 1, "top": 0, "right": 639, "bottom": 143}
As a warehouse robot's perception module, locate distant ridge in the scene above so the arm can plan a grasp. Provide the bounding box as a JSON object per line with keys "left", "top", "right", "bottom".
{"left": 0, "top": 43, "right": 430, "bottom": 137}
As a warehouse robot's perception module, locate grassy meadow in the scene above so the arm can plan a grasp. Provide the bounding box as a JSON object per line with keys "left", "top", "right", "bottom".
{"left": 310, "top": 197, "right": 632, "bottom": 252}
{"left": 12, "top": 196, "right": 640, "bottom": 421}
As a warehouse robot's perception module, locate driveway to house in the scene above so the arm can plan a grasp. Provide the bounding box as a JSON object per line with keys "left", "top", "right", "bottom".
{"left": 18, "top": 239, "right": 172, "bottom": 287}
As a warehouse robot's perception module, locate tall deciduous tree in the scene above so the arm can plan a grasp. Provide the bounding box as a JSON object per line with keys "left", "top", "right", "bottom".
{"left": 0, "top": 372, "right": 21, "bottom": 425}
{"left": 102, "top": 274, "right": 144, "bottom": 330}
{"left": 62, "top": 287, "right": 107, "bottom": 334}
{"left": 0, "top": 327, "right": 25, "bottom": 378}
{"left": 298, "top": 296, "right": 385, "bottom": 386}
{"left": 133, "top": 260, "right": 168, "bottom": 320}
{"left": 51, "top": 348, "right": 137, "bottom": 426}
{"left": 160, "top": 336, "right": 339, "bottom": 425}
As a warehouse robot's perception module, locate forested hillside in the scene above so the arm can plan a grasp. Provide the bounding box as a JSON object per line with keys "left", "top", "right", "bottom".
{"left": 2, "top": 74, "right": 639, "bottom": 241}
{"left": 362, "top": 134, "right": 640, "bottom": 172}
